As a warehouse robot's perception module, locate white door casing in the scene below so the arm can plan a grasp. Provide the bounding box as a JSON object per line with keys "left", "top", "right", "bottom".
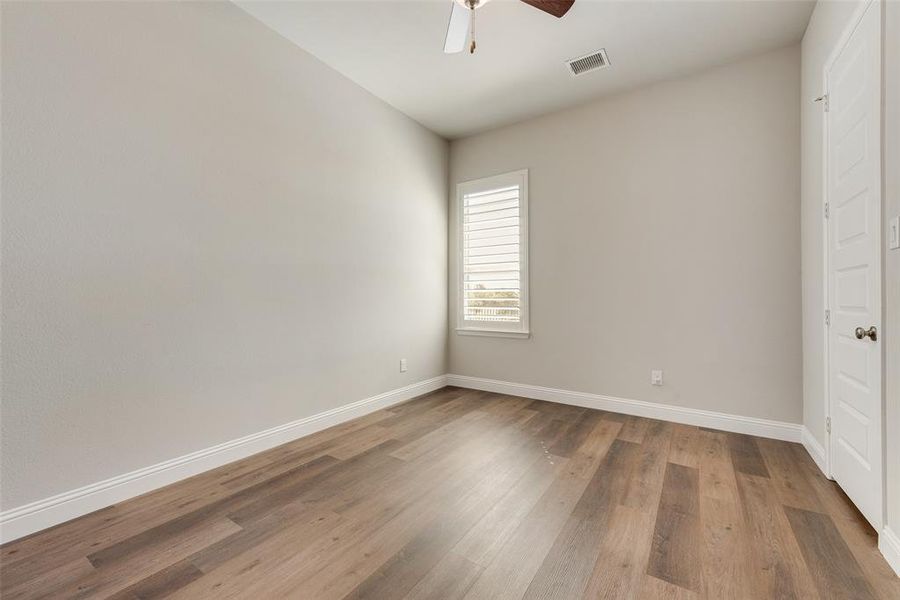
{"left": 825, "top": 0, "right": 882, "bottom": 529}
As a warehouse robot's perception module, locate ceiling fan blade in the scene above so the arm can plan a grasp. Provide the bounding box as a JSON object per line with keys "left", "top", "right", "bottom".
{"left": 444, "top": 1, "right": 470, "bottom": 54}
{"left": 519, "top": 0, "right": 575, "bottom": 18}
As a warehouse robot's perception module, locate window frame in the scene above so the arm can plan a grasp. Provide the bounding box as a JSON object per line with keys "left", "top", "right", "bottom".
{"left": 456, "top": 169, "right": 530, "bottom": 339}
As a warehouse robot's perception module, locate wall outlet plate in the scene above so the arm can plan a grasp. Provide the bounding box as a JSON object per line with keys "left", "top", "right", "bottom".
{"left": 651, "top": 370, "right": 663, "bottom": 386}
{"left": 399, "top": 358, "right": 408, "bottom": 373}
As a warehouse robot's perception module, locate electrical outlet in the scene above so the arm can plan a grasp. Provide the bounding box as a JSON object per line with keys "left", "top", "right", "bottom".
{"left": 651, "top": 370, "right": 663, "bottom": 386}
{"left": 399, "top": 358, "right": 407, "bottom": 373}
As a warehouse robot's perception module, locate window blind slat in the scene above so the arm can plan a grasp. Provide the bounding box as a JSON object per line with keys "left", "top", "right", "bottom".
{"left": 467, "top": 244, "right": 519, "bottom": 257}
{"left": 465, "top": 253, "right": 519, "bottom": 265}
{"left": 464, "top": 207, "right": 519, "bottom": 222}
{"left": 465, "top": 264, "right": 519, "bottom": 273}
{"left": 465, "top": 255, "right": 519, "bottom": 264}
{"left": 464, "top": 186, "right": 518, "bottom": 202}
{"left": 464, "top": 296, "right": 520, "bottom": 302}
{"left": 466, "top": 288, "right": 519, "bottom": 295}
{"left": 463, "top": 283, "right": 519, "bottom": 290}
{"left": 465, "top": 198, "right": 519, "bottom": 214}
{"left": 464, "top": 216, "right": 520, "bottom": 231}
{"left": 464, "top": 275, "right": 520, "bottom": 283}
{"left": 466, "top": 236, "right": 520, "bottom": 249}
{"left": 464, "top": 226, "right": 519, "bottom": 241}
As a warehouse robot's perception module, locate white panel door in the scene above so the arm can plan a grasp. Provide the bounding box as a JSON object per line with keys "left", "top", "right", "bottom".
{"left": 826, "top": 1, "right": 882, "bottom": 529}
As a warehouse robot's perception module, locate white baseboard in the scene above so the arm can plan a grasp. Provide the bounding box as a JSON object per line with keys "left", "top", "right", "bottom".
{"left": 0, "top": 375, "right": 447, "bottom": 544}
{"left": 801, "top": 426, "right": 829, "bottom": 477}
{"left": 447, "top": 374, "right": 802, "bottom": 443}
{"left": 879, "top": 527, "right": 900, "bottom": 577}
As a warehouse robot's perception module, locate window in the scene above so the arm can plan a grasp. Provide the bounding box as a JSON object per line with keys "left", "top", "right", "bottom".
{"left": 457, "top": 170, "right": 529, "bottom": 338}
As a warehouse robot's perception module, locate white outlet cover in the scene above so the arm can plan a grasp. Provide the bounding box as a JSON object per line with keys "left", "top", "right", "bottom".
{"left": 399, "top": 358, "right": 408, "bottom": 373}
{"left": 889, "top": 216, "right": 900, "bottom": 250}
{"left": 651, "top": 370, "right": 663, "bottom": 385}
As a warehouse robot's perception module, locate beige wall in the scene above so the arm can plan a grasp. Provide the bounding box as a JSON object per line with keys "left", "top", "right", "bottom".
{"left": 799, "top": 0, "right": 864, "bottom": 451}
{"left": 884, "top": 0, "right": 900, "bottom": 538}
{"left": 0, "top": 1, "right": 448, "bottom": 510}
{"left": 449, "top": 45, "right": 802, "bottom": 423}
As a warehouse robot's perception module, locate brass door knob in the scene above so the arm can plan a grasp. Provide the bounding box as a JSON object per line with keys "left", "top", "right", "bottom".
{"left": 854, "top": 326, "right": 877, "bottom": 341}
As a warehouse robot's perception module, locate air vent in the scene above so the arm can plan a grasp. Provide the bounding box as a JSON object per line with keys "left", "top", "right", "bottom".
{"left": 565, "top": 49, "right": 610, "bottom": 76}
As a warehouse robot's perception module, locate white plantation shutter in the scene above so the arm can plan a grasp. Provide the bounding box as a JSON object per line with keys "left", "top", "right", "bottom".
{"left": 457, "top": 170, "right": 529, "bottom": 336}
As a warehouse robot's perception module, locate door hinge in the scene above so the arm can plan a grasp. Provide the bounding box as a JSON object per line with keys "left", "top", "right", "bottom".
{"left": 825, "top": 309, "right": 831, "bottom": 326}
{"left": 815, "top": 93, "right": 830, "bottom": 112}
{"left": 824, "top": 202, "right": 830, "bottom": 219}
{"left": 826, "top": 416, "right": 832, "bottom": 434}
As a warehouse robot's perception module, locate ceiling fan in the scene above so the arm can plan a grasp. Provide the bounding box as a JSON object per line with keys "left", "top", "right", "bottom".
{"left": 444, "top": 0, "right": 575, "bottom": 54}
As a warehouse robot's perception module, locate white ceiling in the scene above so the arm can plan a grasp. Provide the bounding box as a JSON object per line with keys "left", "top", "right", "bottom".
{"left": 236, "top": 0, "right": 815, "bottom": 139}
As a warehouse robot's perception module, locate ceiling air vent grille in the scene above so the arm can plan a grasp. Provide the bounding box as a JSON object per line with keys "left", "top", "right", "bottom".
{"left": 566, "top": 49, "right": 610, "bottom": 76}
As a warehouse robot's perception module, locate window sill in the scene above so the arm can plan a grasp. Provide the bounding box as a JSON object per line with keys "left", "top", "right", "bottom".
{"left": 455, "top": 328, "right": 531, "bottom": 339}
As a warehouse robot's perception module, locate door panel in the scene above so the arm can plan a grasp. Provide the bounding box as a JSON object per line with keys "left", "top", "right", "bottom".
{"left": 835, "top": 193, "right": 868, "bottom": 247}
{"left": 827, "top": 1, "right": 882, "bottom": 529}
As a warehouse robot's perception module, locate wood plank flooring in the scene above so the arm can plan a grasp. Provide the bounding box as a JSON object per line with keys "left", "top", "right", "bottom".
{"left": 1, "top": 386, "right": 898, "bottom": 599}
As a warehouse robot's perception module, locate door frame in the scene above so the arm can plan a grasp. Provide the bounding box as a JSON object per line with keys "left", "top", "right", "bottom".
{"left": 821, "top": 0, "right": 884, "bottom": 525}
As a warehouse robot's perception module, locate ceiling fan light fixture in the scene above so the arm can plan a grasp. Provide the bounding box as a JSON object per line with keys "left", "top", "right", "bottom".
{"left": 443, "top": 0, "right": 575, "bottom": 55}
